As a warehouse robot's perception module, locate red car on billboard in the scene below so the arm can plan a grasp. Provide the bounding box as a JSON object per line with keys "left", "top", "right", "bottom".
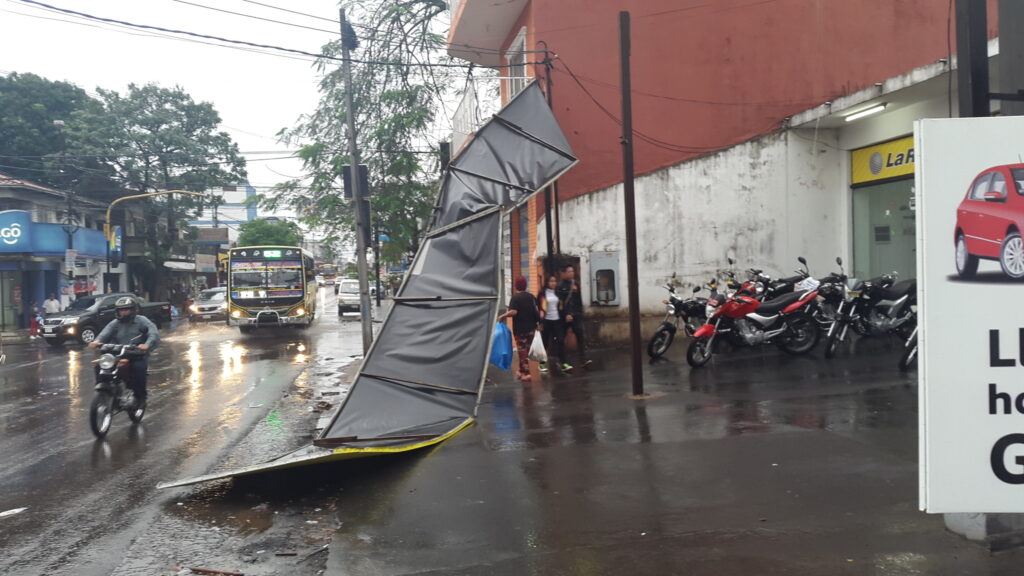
{"left": 955, "top": 164, "right": 1024, "bottom": 279}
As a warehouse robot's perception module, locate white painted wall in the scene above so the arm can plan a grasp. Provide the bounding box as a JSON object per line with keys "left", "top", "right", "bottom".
{"left": 538, "top": 129, "right": 847, "bottom": 337}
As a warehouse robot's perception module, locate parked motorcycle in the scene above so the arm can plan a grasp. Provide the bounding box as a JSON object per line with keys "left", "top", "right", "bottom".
{"left": 823, "top": 272, "right": 916, "bottom": 359}
{"left": 897, "top": 323, "right": 918, "bottom": 372}
{"left": 686, "top": 286, "right": 821, "bottom": 368}
{"left": 90, "top": 342, "right": 147, "bottom": 438}
{"left": 647, "top": 278, "right": 708, "bottom": 359}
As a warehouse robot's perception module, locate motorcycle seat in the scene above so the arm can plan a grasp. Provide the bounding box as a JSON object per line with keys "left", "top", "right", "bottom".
{"left": 879, "top": 279, "right": 915, "bottom": 301}
{"left": 754, "top": 291, "right": 806, "bottom": 316}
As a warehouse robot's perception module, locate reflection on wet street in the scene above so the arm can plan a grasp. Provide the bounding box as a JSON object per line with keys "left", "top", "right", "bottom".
{"left": 0, "top": 289, "right": 365, "bottom": 576}
{"left": 4, "top": 296, "right": 1024, "bottom": 575}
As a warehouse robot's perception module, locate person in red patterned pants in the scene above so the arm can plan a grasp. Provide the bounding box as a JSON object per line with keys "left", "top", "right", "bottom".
{"left": 498, "top": 276, "right": 540, "bottom": 382}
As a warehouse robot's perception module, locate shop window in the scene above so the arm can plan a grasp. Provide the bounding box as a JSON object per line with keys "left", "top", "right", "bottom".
{"left": 874, "top": 226, "right": 891, "bottom": 243}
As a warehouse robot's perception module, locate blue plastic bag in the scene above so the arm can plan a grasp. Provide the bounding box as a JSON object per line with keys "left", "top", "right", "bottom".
{"left": 489, "top": 322, "right": 513, "bottom": 371}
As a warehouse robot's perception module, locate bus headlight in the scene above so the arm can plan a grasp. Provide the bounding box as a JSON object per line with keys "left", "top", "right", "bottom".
{"left": 231, "top": 310, "right": 241, "bottom": 318}
{"left": 294, "top": 307, "right": 305, "bottom": 316}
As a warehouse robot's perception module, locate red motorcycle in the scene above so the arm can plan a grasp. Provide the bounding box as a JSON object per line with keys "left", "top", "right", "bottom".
{"left": 686, "top": 287, "right": 821, "bottom": 368}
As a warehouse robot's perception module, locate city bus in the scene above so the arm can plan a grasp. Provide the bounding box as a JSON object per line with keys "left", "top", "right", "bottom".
{"left": 317, "top": 262, "right": 339, "bottom": 286}
{"left": 226, "top": 246, "right": 317, "bottom": 333}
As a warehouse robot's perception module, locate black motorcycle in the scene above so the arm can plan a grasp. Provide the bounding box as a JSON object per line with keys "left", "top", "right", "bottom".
{"left": 90, "top": 342, "right": 147, "bottom": 438}
{"left": 823, "top": 272, "right": 916, "bottom": 359}
{"left": 648, "top": 280, "right": 708, "bottom": 358}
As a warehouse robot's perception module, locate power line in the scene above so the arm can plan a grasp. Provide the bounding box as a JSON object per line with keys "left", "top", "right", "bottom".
{"left": 15, "top": 0, "right": 521, "bottom": 69}
{"left": 556, "top": 59, "right": 779, "bottom": 153}
{"left": 4, "top": 2, "right": 317, "bottom": 63}
{"left": 171, "top": 0, "right": 338, "bottom": 35}
{"left": 241, "top": 0, "right": 336, "bottom": 24}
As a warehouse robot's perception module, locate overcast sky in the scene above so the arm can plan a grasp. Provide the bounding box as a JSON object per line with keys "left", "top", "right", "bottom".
{"left": 0, "top": 0, "right": 346, "bottom": 189}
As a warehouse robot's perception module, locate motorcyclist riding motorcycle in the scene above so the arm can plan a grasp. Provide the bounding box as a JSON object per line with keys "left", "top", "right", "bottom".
{"left": 88, "top": 296, "right": 159, "bottom": 408}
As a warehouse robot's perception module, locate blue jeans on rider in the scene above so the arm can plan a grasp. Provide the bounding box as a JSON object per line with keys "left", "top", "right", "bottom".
{"left": 93, "top": 357, "right": 149, "bottom": 403}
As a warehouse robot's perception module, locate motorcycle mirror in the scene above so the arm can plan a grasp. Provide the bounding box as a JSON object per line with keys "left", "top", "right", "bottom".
{"left": 692, "top": 286, "right": 700, "bottom": 293}
{"left": 727, "top": 257, "right": 735, "bottom": 265}
{"left": 836, "top": 256, "right": 843, "bottom": 266}
{"left": 798, "top": 256, "right": 807, "bottom": 265}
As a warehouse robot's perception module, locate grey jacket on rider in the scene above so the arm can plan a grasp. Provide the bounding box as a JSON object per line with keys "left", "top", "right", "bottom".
{"left": 96, "top": 315, "right": 160, "bottom": 349}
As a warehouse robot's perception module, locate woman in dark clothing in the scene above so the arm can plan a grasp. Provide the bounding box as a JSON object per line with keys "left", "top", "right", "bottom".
{"left": 537, "top": 274, "right": 570, "bottom": 375}
{"left": 499, "top": 276, "right": 540, "bottom": 382}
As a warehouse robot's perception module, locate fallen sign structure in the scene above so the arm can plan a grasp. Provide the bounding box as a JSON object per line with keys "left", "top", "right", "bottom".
{"left": 158, "top": 82, "right": 577, "bottom": 489}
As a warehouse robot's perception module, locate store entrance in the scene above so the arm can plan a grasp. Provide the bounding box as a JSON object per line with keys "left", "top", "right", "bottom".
{"left": 0, "top": 271, "right": 23, "bottom": 330}
{"left": 852, "top": 178, "right": 916, "bottom": 281}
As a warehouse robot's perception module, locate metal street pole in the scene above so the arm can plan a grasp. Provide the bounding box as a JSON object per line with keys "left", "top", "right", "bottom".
{"left": 104, "top": 190, "right": 207, "bottom": 294}
{"left": 340, "top": 8, "right": 373, "bottom": 353}
{"left": 619, "top": 11, "right": 644, "bottom": 396}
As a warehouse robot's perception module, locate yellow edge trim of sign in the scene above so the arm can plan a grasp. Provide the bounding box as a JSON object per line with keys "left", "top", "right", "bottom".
{"left": 331, "top": 417, "right": 476, "bottom": 456}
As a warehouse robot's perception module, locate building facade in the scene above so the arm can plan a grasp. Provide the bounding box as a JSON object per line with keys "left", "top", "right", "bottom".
{"left": 0, "top": 173, "right": 109, "bottom": 330}
{"left": 449, "top": 0, "right": 1001, "bottom": 341}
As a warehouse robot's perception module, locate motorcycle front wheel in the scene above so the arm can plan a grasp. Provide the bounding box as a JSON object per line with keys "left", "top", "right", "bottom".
{"left": 90, "top": 391, "right": 114, "bottom": 438}
{"left": 898, "top": 339, "right": 918, "bottom": 372}
{"left": 823, "top": 320, "right": 845, "bottom": 359}
{"left": 647, "top": 328, "right": 674, "bottom": 358}
{"left": 686, "top": 337, "right": 713, "bottom": 368}
{"left": 780, "top": 313, "right": 820, "bottom": 355}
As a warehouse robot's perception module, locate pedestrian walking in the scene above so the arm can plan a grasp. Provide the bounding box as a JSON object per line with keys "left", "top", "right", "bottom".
{"left": 43, "top": 293, "right": 61, "bottom": 315}
{"left": 557, "top": 264, "right": 591, "bottom": 368}
{"left": 498, "top": 276, "right": 540, "bottom": 382}
{"left": 538, "top": 274, "right": 571, "bottom": 375}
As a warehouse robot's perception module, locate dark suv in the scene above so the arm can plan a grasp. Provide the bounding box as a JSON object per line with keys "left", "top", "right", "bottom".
{"left": 40, "top": 293, "right": 172, "bottom": 346}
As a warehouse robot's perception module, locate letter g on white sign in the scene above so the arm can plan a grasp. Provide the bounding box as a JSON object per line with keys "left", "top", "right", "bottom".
{"left": 0, "top": 223, "right": 22, "bottom": 245}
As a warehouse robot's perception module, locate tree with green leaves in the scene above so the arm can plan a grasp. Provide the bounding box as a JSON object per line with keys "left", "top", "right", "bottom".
{"left": 266, "top": 0, "right": 452, "bottom": 268}
{"left": 0, "top": 72, "right": 116, "bottom": 194}
{"left": 236, "top": 218, "right": 304, "bottom": 248}
{"left": 67, "top": 83, "right": 246, "bottom": 299}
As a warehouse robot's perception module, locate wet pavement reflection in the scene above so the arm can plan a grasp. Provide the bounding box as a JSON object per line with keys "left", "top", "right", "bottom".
{"left": 0, "top": 289, "right": 364, "bottom": 575}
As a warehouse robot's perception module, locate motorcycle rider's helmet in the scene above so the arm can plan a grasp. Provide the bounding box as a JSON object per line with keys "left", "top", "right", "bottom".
{"left": 115, "top": 296, "right": 139, "bottom": 323}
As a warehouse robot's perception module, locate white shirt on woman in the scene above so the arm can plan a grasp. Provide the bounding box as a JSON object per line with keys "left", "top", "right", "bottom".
{"left": 544, "top": 289, "right": 560, "bottom": 321}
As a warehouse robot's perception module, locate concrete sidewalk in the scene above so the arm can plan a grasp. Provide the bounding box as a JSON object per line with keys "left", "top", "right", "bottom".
{"left": 320, "top": 338, "right": 1024, "bottom": 575}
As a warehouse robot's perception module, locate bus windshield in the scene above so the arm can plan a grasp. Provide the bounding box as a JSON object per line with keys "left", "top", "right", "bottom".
{"left": 229, "top": 257, "right": 305, "bottom": 304}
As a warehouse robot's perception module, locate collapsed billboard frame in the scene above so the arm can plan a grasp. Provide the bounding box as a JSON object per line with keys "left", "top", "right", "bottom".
{"left": 158, "top": 82, "right": 577, "bottom": 489}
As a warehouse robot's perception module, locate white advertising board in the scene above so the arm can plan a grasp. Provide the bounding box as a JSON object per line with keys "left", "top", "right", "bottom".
{"left": 918, "top": 117, "right": 1024, "bottom": 512}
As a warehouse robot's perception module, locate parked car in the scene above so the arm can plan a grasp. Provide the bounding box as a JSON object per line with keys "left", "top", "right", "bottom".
{"left": 337, "top": 279, "right": 361, "bottom": 315}
{"left": 40, "top": 293, "right": 172, "bottom": 346}
{"left": 955, "top": 163, "right": 1024, "bottom": 279}
{"left": 189, "top": 287, "right": 228, "bottom": 322}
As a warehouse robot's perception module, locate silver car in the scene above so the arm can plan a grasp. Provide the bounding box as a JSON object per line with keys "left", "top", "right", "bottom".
{"left": 189, "top": 287, "right": 228, "bottom": 322}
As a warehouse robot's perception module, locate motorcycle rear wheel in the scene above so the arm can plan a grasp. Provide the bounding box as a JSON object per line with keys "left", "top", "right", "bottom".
{"left": 780, "top": 313, "right": 820, "bottom": 355}
{"left": 90, "top": 391, "right": 114, "bottom": 438}
{"left": 686, "top": 337, "right": 713, "bottom": 367}
{"left": 647, "top": 328, "right": 674, "bottom": 358}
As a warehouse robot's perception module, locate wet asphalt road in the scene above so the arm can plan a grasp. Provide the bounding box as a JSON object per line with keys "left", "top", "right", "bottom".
{"left": 0, "top": 289, "right": 366, "bottom": 575}
{"left": 4, "top": 310, "right": 1024, "bottom": 574}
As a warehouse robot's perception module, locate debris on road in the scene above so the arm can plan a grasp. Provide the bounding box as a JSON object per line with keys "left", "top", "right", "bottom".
{"left": 0, "top": 507, "right": 27, "bottom": 518}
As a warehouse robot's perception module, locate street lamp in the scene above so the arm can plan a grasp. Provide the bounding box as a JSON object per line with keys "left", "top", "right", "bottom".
{"left": 104, "top": 190, "right": 208, "bottom": 293}
{"left": 53, "top": 120, "right": 77, "bottom": 280}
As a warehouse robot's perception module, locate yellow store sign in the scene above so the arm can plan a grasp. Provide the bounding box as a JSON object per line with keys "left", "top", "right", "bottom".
{"left": 851, "top": 136, "right": 915, "bottom": 185}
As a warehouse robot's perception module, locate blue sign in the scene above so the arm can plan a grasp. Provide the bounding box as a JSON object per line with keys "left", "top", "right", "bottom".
{"left": 0, "top": 210, "right": 106, "bottom": 258}
{"left": 111, "top": 225, "right": 123, "bottom": 262}
{"left": 0, "top": 210, "right": 31, "bottom": 251}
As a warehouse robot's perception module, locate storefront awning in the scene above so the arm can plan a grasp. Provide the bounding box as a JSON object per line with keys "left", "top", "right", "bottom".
{"left": 163, "top": 261, "right": 195, "bottom": 271}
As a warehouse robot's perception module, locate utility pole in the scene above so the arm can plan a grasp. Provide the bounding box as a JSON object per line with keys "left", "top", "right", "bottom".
{"left": 619, "top": 11, "right": 644, "bottom": 396}
{"left": 340, "top": 8, "right": 373, "bottom": 353}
